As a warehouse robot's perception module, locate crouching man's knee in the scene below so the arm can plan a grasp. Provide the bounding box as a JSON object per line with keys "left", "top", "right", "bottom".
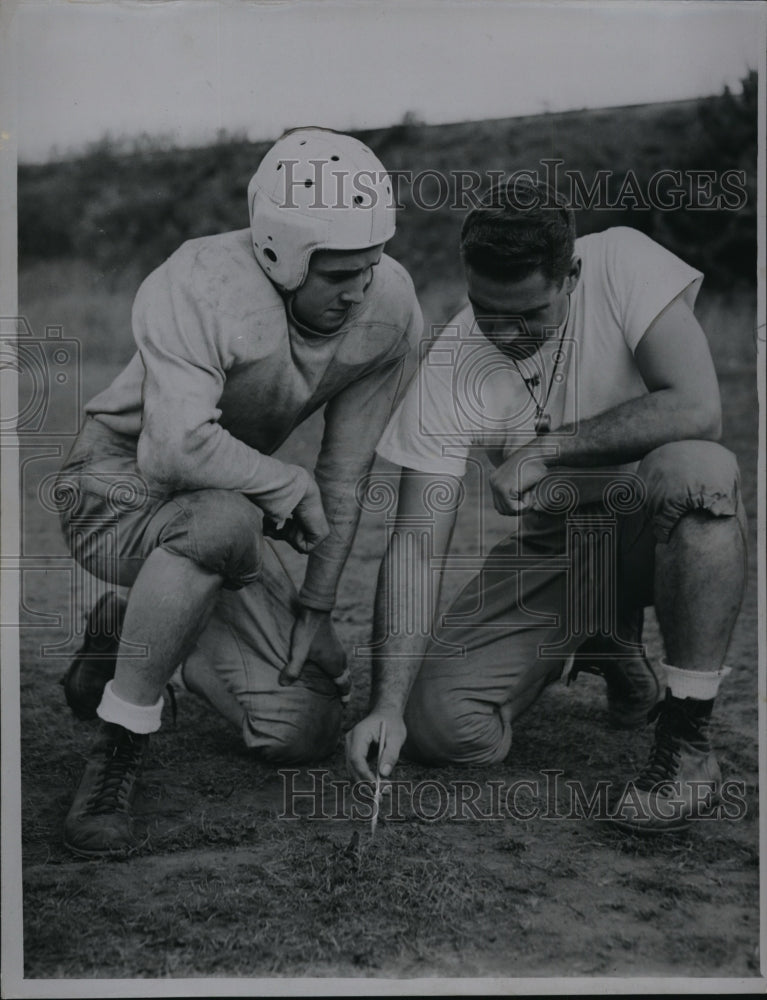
{"left": 242, "top": 689, "right": 342, "bottom": 764}
{"left": 637, "top": 440, "right": 743, "bottom": 542}
{"left": 403, "top": 680, "right": 511, "bottom": 766}
{"left": 158, "top": 489, "right": 263, "bottom": 589}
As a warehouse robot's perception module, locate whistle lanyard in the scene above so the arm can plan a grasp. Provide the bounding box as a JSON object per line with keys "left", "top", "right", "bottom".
{"left": 514, "top": 295, "right": 570, "bottom": 435}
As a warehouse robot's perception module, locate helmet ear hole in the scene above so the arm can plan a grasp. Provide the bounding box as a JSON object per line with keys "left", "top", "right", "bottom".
{"left": 263, "top": 248, "right": 278, "bottom": 263}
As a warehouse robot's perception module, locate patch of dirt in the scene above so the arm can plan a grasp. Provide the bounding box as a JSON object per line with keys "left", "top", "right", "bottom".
{"left": 15, "top": 355, "right": 762, "bottom": 984}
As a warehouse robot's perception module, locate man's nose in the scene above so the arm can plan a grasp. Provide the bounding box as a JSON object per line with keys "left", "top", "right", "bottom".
{"left": 340, "top": 272, "right": 369, "bottom": 303}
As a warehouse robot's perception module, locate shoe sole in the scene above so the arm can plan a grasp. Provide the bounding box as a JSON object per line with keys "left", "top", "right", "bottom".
{"left": 610, "top": 788, "right": 722, "bottom": 836}
{"left": 63, "top": 819, "right": 149, "bottom": 859}
{"left": 62, "top": 836, "right": 147, "bottom": 859}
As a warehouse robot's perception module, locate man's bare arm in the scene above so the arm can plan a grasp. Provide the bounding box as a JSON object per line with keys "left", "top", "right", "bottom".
{"left": 490, "top": 296, "right": 722, "bottom": 513}
{"left": 346, "top": 469, "right": 460, "bottom": 781}
{"left": 551, "top": 296, "right": 721, "bottom": 466}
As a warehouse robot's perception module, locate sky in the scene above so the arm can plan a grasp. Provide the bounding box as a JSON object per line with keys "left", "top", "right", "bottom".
{"left": 10, "top": 0, "right": 765, "bottom": 163}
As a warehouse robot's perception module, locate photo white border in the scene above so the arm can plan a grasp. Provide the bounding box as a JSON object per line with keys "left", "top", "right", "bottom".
{"left": 1, "top": 1, "right": 765, "bottom": 996}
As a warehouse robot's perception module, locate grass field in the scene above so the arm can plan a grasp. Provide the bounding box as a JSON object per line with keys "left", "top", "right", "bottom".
{"left": 14, "top": 249, "right": 761, "bottom": 982}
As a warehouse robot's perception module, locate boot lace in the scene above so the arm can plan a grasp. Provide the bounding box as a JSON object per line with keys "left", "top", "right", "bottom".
{"left": 86, "top": 734, "right": 145, "bottom": 815}
{"left": 635, "top": 707, "right": 681, "bottom": 790}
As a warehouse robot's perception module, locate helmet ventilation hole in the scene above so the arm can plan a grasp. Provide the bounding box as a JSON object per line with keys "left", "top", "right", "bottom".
{"left": 250, "top": 132, "right": 396, "bottom": 286}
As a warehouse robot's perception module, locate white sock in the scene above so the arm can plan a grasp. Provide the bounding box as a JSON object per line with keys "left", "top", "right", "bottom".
{"left": 97, "top": 680, "right": 164, "bottom": 734}
{"left": 662, "top": 661, "right": 731, "bottom": 701}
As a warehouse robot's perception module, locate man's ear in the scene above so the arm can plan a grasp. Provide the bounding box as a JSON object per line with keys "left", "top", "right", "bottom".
{"left": 563, "top": 256, "right": 582, "bottom": 295}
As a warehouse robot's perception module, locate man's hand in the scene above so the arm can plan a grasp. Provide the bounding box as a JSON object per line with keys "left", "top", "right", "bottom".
{"left": 263, "top": 477, "right": 329, "bottom": 554}
{"left": 279, "top": 606, "right": 351, "bottom": 701}
{"left": 346, "top": 711, "right": 407, "bottom": 783}
{"left": 489, "top": 444, "right": 549, "bottom": 515}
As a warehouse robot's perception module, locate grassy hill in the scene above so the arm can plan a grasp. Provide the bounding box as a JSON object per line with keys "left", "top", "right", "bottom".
{"left": 18, "top": 75, "right": 758, "bottom": 298}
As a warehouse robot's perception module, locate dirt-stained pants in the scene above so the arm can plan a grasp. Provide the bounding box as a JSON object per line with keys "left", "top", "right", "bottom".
{"left": 57, "top": 417, "right": 341, "bottom": 762}
{"left": 402, "top": 440, "right": 745, "bottom": 766}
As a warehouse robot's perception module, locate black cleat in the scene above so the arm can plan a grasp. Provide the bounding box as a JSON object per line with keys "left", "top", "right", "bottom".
{"left": 61, "top": 592, "right": 127, "bottom": 720}
{"left": 611, "top": 690, "right": 720, "bottom": 834}
{"left": 63, "top": 722, "right": 149, "bottom": 858}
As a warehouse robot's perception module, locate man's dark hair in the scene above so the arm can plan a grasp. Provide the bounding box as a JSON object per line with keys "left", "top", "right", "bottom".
{"left": 461, "top": 177, "right": 576, "bottom": 286}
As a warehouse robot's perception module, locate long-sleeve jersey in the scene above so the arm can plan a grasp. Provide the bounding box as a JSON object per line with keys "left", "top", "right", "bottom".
{"left": 86, "top": 228, "right": 422, "bottom": 609}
